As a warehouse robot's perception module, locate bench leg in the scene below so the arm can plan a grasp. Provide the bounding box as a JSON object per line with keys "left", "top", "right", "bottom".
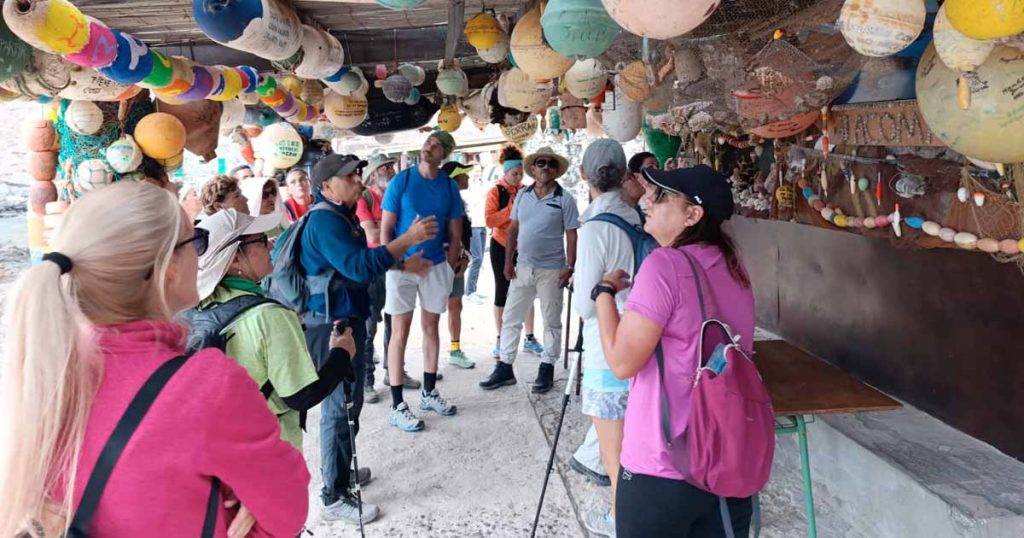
{"left": 796, "top": 415, "right": 817, "bottom": 538}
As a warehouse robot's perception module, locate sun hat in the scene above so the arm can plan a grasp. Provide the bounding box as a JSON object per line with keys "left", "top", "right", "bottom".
{"left": 524, "top": 146, "right": 569, "bottom": 180}
{"left": 362, "top": 153, "right": 397, "bottom": 183}
{"left": 428, "top": 131, "right": 457, "bottom": 158}
{"left": 642, "top": 165, "right": 735, "bottom": 223}
{"left": 196, "top": 209, "right": 282, "bottom": 300}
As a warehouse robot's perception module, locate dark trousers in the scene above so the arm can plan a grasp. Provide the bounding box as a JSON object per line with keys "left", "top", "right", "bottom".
{"left": 466, "top": 227, "right": 487, "bottom": 296}
{"left": 305, "top": 317, "right": 367, "bottom": 506}
{"left": 489, "top": 238, "right": 511, "bottom": 307}
{"left": 364, "top": 274, "right": 391, "bottom": 386}
{"left": 616, "top": 467, "right": 753, "bottom": 538}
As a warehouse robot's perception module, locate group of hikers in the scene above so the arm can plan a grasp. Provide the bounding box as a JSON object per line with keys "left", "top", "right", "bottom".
{"left": 0, "top": 128, "right": 758, "bottom": 538}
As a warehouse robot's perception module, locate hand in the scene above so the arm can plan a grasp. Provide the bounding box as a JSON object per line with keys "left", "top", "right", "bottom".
{"left": 453, "top": 254, "right": 469, "bottom": 277}
{"left": 504, "top": 261, "right": 516, "bottom": 281}
{"left": 329, "top": 323, "right": 356, "bottom": 357}
{"left": 602, "top": 269, "right": 633, "bottom": 293}
{"left": 224, "top": 497, "right": 256, "bottom": 538}
{"left": 558, "top": 268, "right": 573, "bottom": 288}
{"left": 401, "top": 251, "right": 432, "bottom": 276}
{"left": 402, "top": 215, "right": 438, "bottom": 244}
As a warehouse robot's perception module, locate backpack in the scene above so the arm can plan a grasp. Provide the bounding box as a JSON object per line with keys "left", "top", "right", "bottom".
{"left": 588, "top": 212, "right": 658, "bottom": 272}
{"left": 655, "top": 249, "right": 774, "bottom": 528}
{"left": 63, "top": 353, "right": 221, "bottom": 538}
{"left": 264, "top": 202, "right": 342, "bottom": 315}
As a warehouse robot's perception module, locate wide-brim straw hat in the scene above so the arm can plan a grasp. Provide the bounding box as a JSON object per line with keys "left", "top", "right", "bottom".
{"left": 524, "top": 146, "right": 569, "bottom": 180}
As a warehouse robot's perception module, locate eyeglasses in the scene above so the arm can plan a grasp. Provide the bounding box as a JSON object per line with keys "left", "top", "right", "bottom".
{"left": 238, "top": 234, "right": 269, "bottom": 250}
{"left": 176, "top": 227, "right": 209, "bottom": 256}
{"left": 262, "top": 187, "right": 277, "bottom": 200}
{"left": 533, "top": 159, "right": 558, "bottom": 169}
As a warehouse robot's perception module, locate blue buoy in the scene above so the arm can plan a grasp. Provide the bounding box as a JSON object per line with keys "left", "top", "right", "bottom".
{"left": 99, "top": 31, "right": 154, "bottom": 85}
{"left": 192, "top": 0, "right": 263, "bottom": 43}
{"left": 803, "top": 187, "right": 814, "bottom": 199}
{"left": 323, "top": 65, "right": 352, "bottom": 83}
{"left": 905, "top": 216, "right": 925, "bottom": 229}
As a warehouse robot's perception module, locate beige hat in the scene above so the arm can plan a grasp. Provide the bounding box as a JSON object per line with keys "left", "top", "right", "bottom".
{"left": 362, "top": 153, "right": 397, "bottom": 183}
{"left": 196, "top": 209, "right": 282, "bottom": 300}
{"left": 524, "top": 146, "right": 569, "bottom": 180}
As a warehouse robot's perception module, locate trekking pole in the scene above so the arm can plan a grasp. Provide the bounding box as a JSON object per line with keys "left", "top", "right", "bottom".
{"left": 530, "top": 336, "right": 583, "bottom": 538}
{"left": 342, "top": 381, "right": 366, "bottom": 538}
{"left": 573, "top": 318, "right": 584, "bottom": 397}
{"left": 563, "top": 284, "right": 573, "bottom": 370}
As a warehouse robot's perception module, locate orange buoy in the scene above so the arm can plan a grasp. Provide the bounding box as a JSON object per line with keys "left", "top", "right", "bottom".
{"left": 134, "top": 112, "right": 187, "bottom": 160}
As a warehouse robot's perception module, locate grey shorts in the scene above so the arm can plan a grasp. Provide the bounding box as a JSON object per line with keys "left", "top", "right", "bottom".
{"left": 449, "top": 275, "right": 465, "bottom": 298}
{"left": 581, "top": 387, "right": 629, "bottom": 421}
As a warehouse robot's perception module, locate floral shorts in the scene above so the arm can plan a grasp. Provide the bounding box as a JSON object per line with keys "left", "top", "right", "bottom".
{"left": 581, "top": 387, "right": 629, "bottom": 421}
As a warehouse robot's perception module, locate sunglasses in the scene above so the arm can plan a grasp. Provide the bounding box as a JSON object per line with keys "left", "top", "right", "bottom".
{"left": 238, "top": 235, "right": 269, "bottom": 249}
{"left": 176, "top": 227, "right": 209, "bottom": 256}
{"left": 533, "top": 158, "right": 559, "bottom": 169}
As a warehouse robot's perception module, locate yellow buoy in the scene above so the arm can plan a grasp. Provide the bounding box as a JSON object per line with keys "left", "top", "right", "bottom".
{"left": 509, "top": 4, "right": 573, "bottom": 82}
{"left": 945, "top": 0, "right": 1024, "bottom": 40}
{"left": 465, "top": 12, "right": 502, "bottom": 49}
{"left": 934, "top": 5, "right": 994, "bottom": 110}
{"left": 323, "top": 90, "right": 368, "bottom": 129}
{"left": 615, "top": 61, "right": 651, "bottom": 103}
{"left": 437, "top": 104, "right": 462, "bottom": 132}
{"left": 134, "top": 112, "right": 187, "bottom": 160}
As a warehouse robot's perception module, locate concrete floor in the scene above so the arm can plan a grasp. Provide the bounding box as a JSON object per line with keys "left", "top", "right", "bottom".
{"left": 299, "top": 264, "right": 856, "bottom": 537}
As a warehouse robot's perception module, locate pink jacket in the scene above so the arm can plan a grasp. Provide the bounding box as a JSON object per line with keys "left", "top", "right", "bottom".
{"left": 61, "top": 320, "right": 309, "bottom": 537}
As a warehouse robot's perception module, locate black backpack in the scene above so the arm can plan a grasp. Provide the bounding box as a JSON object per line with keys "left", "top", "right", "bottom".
{"left": 181, "top": 295, "right": 280, "bottom": 399}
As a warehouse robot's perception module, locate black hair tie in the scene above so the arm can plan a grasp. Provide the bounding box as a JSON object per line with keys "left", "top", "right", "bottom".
{"left": 42, "top": 252, "right": 73, "bottom": 275}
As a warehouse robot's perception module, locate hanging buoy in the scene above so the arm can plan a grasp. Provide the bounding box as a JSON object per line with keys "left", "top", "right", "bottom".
{"left": 404, "top": 87, "right": 421, "bottom": 106}
{"left": 258, "top": 122, "right": 303, "bottom": 169}
{"left": 74, "top": 159, "right": 114, "bottom": 192}
{"left": 437, "top": 103, "right": 462, "bottom": 132}
{"left": 974, "top": 191, "right": 986, "bottom": 207}
{"left": 398, "top": 63, "right": 426, "bottom": 86}
{"left": 477, "top": 31, "right": 510, "bottom": 64}
{"left": 436, "top": 66, "right": 469, "bottom": 97}
{"left": 0, "top": 13, "right": 32, "bottom": 84}
{"left": 134, "top": 112, "right": 187, "bottom": 159}
{"left": 98, "top": 31, "right": 154, "bottom": 85}
{"left": 838, "top": 0, "right": 926, "bottom": 57}
{"left": 60, "top": 65, "right": 141, "bottom": 102}
{"left": 375, "top": 0, "right": 427, "bottom": 10}
{"left": 615, "top": 61, "right": 651, "bottom": 103}
{"left": 540, "top": 0, "right": 621, "bottom": 60}
{"left": 325, "top": 68, "right": 364, "bottom": 96}
{"left": 498, "top": 68, "right": 551, "bottom": 113}
{"left": 602, "top": 85, "right": 641, "bottom": 142}
{"left": 65, "top": 100, "right": 104, "bottom": 135}
{"left": 945, "top": 0, "right": 1024, "bottom": 40}
{"left": 564, "top": 59, "right": 608, "bottom": 99}
{"left": 510, "top": 5, "right": 573, "bottom": 82}
{"left": 382, "top": 74, "right": 413, "bottom": 103}
{"left": 465, "top": 12, "right": 503, "bottom": 49}
{"left": 934, "top": 5, "right": 993, "bottom": 111}
{"left": 192, "top": 0, "right": 303, "bottom": 61}
{"left": 294, "top": 25, "right": 344, "bottom": 80}
{"left": 105, "top": 134, "right": 143, "bottom": 173}
{"left": 2, "top": 0, "right": 91, "bottom": 55}
{"left": 24, "top": 118, "right": 57, "bottom": 152}
{"left": 27, "top": 150, "right": 57, "bottom": 181}
{"left": 957, "top": 187, "right": 969, "bottom": 202}
{"left": 65, "top": 17, "right": 117, "bottom": 68}
{"left": 499, "top": 115, "right": 539, "bottom": 145}
{"left": 323, "top": 90, "right": 368, "bottom": 129}
{"left": 600, "top": 0, "right": 719, "bottom": 40}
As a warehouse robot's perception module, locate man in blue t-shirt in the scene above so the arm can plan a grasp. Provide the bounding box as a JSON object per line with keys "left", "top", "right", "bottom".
{"left": 380, "top": 131, "right": 465, "bottom": 432}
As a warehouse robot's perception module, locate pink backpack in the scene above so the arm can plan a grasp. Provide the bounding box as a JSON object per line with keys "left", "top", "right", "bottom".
{"left": 655, "top": 250, "right": 775, "bottom": 499}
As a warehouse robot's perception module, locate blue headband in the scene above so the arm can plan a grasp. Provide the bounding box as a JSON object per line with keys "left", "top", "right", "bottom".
{"left": 504, "top": 160, "right": 523, "bottom": 173}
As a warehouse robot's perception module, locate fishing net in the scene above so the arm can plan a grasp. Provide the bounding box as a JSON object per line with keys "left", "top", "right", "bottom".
{"left": 946, "top": 167, "right": 1024, "bottom": 266}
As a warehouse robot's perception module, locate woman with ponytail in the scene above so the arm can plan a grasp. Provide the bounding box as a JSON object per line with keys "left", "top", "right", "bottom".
{"left": 0, "top": 182, "right": 309, "bottom": 537}
{"left": 483, "top": 145, "right": 541, "bottom": 361}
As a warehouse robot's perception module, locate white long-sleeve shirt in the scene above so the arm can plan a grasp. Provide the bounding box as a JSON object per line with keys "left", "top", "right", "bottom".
{"left": 572, "top": 190, "right": 643, "bottom": 389}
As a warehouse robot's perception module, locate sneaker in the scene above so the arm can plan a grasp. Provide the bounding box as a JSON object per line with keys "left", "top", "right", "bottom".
{"left": 364, "top": 385, "right": 380, "bottom": 404}
{"left": 466, "top": 292, "right": 486, "bottom": 305}
{"left": 383, "top": 371, "right": 422, "bottom": 390}
{"left": 531, "top": 363, "right": 555, "bottom": 394}
{"left": 479, "top": 361, "right": 517, "bottom": 390}
{"left": 569, "top": 456, "right": 611, "bottom": 487}
{"left": 524, "top": 337, "right": 545, "bottom": 356}
{"left": 448, "top": 349, "right": 476, "bottom": 369}
{"left": 420, "top": 388, "right": 458, "bottom": 416}
{"left": 388, "top": 402, "right": 424, "bottom": 432}
{"left": 583, "top": 509, "right": 616, "bottom": 538}
{"left": 349, "top": 467, "right": 373, "bottom": 488}
{"left": 322, "top": 496, "right": 380, "bottom": 525}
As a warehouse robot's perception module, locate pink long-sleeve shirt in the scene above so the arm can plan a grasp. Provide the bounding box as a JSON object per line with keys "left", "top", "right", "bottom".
{"left": 58, "top": 320, "right": 310, "bottom": 537}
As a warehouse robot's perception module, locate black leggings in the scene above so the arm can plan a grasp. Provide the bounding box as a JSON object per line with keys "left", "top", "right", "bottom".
{"left": 616, "top": 467, "right": 753, "bottom": 538}
{"left": 490, "top": 238, "right": 511, "bottom": 307}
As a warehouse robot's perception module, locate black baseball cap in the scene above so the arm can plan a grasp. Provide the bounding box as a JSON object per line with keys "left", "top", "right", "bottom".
{"left": 642, "top": 165, "right": 735, "bottom": 222}
{"left": 311, "top": 154, "right": 368, "bottom": 191}
{"left": 441, "top": 161, "right": 474, "bottom": 178}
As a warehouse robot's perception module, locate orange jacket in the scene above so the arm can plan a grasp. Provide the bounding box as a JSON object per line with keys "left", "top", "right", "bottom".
{"left": 484, "top": 179, "right": 523, "bottom": 247}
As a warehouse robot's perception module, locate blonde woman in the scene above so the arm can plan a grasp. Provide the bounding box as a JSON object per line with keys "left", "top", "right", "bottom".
{"left": 0, "top": 182, "right": 309, "bottom": 537}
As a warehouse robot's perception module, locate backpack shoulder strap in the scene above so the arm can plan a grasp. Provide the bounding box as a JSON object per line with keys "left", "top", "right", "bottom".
{"left": 68, "top": 354, "right": 197, "bottom": 537}
{"left": 496, "top": 184, "right": 511, "bottom": 210}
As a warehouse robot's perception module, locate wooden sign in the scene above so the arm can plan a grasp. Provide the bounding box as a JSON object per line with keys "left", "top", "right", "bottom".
{"left": 830, "top": 100, "right": 943, "bottom": 147}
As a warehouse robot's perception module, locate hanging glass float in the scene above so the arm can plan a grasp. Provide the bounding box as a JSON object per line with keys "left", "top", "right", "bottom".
{"left": 510, "top": 4, "right": 573, "bottom": 82}
{"left": 192, "top": 0, "right": 303, "bottom": 61}
{"left": 465, "top": 11, "right": 503, "bottom": 49}
{"left": 134, "top": 112, "right": 187, "bottom": 160}
{"left": 437, "top": 103, "right": 462, "bottom": 132}
{"left": 324, "top": 90, "right": 369, "bottom": 129}
{"left": 600, "top": 0, "right": 719, "bottom": 40}
{"left": 382, "top": 74, "right": 414, "bottom": 103}
{"left": 933, "top": 5, "right": 993, "bottom": 111}
{"left": 105, "top": 134, "right": 143, "bottom": 174}
{"left": 838, "top": 0, "right": 926, "bottom": 57}
{"left": 499, "top": 68, "right": 552, "bottom": 113}
{"left": 917, "top": 43, "right": 1024, "bottom": 164}
{"left": 375, "top": 0, "right": 427, "bottom": 10}
{"left": 436, "top": 65, "right": 469, "bottom": 97}
{"left": 478, "top": 32, "right": 510, "bottom": 64}
{"left": 945, "top": 0, "right": 1024, "bottom": 40}
{"left": 398, "top": 63, "right": 426, "bottom": 86}
{"left": 564, "top": 59, "right": 608, "bottom": 99}
{"left": 540, "top": 0, "right": 620, "bottom": 60}
{"left": 64, "top": 100, "right": 104, "bottom": 135}
{"left": 601, "top": 86, "right": 641, "bottom": 142}
{"left": 615, "top": 61, "right": 651, "bottom": 103}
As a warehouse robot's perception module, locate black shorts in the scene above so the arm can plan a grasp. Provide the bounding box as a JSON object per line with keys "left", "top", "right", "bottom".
{"left": 616, "top": 467, "right": 753, "bottom": 538}
{"left": 490, "top": 238, "right": 513, "bottom": 308}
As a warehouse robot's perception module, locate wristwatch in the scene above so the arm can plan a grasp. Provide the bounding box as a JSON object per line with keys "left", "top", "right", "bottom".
{"left": 591, "top": 282, "right": 617, "bottom": 301}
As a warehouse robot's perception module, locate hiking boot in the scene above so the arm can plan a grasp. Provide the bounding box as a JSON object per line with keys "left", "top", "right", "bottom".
{"left": 479, "top": 361, "right": 516, "bottom": 390}
{"left": 447, "top": 349, "right": 476, "bottom": 369}
{"left": 364, "top": 385, "right": 380, "bottom": 404}
{"left": 388, "top": 402, "right": 424, "bottom": 432}
{"left": 531, "top": 363, "right": 555, "bottom": 394}
{"left": 349, "top": 467, "right": 373, "bottom": 489}
{"left": 524, "top": 337, "right": 545, "bottom": 356}
{"left": 420, "top": 388, "right": 458, "bottom": 416}
{"left": 383, "top": 370, "right": 422, "bottom": 390}
{"left": 583, "top": 509, "right": 616, "bottom": 538}
{"left": 322, "top": 496, "right": 380, "bottom": 525}
{"left": 569, "top": 456, "right": 611, "bottom": 487}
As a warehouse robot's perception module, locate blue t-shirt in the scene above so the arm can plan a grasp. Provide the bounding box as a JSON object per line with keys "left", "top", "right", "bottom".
{"left": 382, "top": 166, "right": 465, "bottom": 264}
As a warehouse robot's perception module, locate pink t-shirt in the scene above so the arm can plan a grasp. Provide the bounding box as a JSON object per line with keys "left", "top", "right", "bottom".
{"left": 355, "top": 188, "right": 384, "bottom": 247}
{"left": 59, "top": 320, "right": 309, "bottom": 537}
{"left": 621, "top": 245, "right": 755, "bottom": 480}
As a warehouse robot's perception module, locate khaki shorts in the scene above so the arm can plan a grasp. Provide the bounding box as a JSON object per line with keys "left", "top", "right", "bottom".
{"left": 384, "top": 262, "right": 455, "bottom": 315}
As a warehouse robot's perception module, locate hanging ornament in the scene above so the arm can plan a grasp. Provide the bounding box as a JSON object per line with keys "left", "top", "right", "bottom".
{"left": 64, "top": 100, "right": 104, "bottom": 135}
{"left": 477, "top": 31, "right": 510, "bottom": 64}
{"left": 600, "top": 0, "right": 719, "bottom": 40}
{"left": 134, "top": 112, "right": 187, "bottom": 160}
{"left": 437, "top": 103, "right": 462, "bottom": 132}
{"left": 509, "top": 4, "right": 573, "bottom": 82}
{"left": 973, "top": 191, "right": 986, "bottom": 207}
{"left": 105, "top": 134, "right": 143, "bottom": 174}
{"left": 838, "top": 0, "right": 926, "bottom": 57}
{"left": 957, "top": 186, "right": 969, "bottom": 203}
{"left": 933, "top": 5, "right": 994, "bottom": 111}
{"left": 748, "top": 110, "right": 818, "bottom": 139}
{"left": 564, "top": 59, "right": 608, "bottom": 99}
{"left": 540, "top": 0, "right": 621, "bottom": 60}
{"left": 465, "top": 11, "right": 503, "bottom": 49}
